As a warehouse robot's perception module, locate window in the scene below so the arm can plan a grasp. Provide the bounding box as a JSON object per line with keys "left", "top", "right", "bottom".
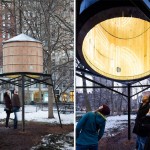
{"left": 27, "top": 11, "right": 30, "bottom": 16}
{"left": 8, "top": 14, "right": 10, "bottom": 20}
{"left": 63, "top": 83, "right": 66, "bottom": 88}
{"left": 2, "top": 15, "right": 5, "bottom": 20}
{"left": 8, "top": 33, "right": 10, "bottom": 38}
{"left": 43, "top": 84, "right": 47, "bottom": 88}
{"left": 3, "top": 33, "right": 6, "bottom": 38}
{"left": 52, "top": 59, "right": 55, "bottom": 66}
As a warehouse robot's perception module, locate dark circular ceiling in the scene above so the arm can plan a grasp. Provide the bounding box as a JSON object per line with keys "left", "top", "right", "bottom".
{"left": 77, "top": 0, "right": 150, "bottom": 81}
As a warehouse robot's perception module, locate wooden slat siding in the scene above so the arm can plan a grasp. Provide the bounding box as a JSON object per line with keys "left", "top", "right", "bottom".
{"left": 3, "top": 41, "right": 43, "bottom": 73}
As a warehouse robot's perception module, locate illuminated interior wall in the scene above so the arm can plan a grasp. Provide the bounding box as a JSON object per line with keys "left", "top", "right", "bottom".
{"left": 82, "top": 17, "right": 150, "bottom": 80}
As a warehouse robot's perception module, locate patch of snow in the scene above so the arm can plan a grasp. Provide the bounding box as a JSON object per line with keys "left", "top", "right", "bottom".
{"left": 3, "top": 33, "right": 41, "bottom": 43}
{"left": 56, "top": 140, "right": 63, "bottom": 144}
{"left": 66, "top": 132, "right": 74, "bottom": 137}
{"left": 104, "top": 115, "right": 136, "bottom": 137}
{"left": 105, "top": 115, "right": 136, "bottom": 130}
{"left": 62, "top": 143, "right": 74, "bottom": 150}
{"left": 0, "top": 104, "right": 73, "bottom": 124}
{"left": 31, "top": 132, "right": 74, "bottom": 150}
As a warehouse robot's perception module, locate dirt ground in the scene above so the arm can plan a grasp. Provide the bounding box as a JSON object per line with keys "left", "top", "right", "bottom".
{"left": 0, "top": 120, "right": 138, "bottom": 150}
{"left": 0, "top": 121, "right": 73, "bottom": 150}
{"left": 99, "top": 127, "right": 137, "bottom": 150}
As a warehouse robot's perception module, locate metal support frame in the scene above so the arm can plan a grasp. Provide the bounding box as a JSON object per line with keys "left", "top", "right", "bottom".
{"left": 128, "top": 84, "right": 131, "bottom": 140}
{"left": 76, "top": 0, "right": 150, "bottom": 142}
{"left": 76, "top": 68, "right": 150, "bottom": 98}
{"left": 22, "top": 74, "right": 25, "bottom": 131}
{"left": 0, "top": 72, "right": 62, "bottom": 131}
{"left": 76, "top": 67, "right": 150, "bottom": 140}
{"left": 77, "top": 73, "right": 128, "bottom": 97}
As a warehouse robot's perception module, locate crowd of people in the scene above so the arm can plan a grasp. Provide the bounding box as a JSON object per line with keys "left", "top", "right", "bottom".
{"left": 3, "top": 89, "right": 20, "bottom": 129}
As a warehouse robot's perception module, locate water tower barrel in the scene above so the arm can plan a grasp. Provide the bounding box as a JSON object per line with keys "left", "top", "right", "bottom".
{"left": 3, "top": 39, "right": 43, "bottom": 73}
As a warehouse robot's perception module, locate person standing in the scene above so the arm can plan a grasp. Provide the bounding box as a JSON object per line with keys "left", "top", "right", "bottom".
{"left": 133, "top": 95, "right": 150, "bottom": 150}
{"left": 137, "top": 108, "right": 150, "bottom": 150}
{"left": 142, "top": 113, "right": 150, "bottom": 150}
{"left": 76, "top": 104, "right": 110, "bottom": 150}
{"left": 12, "top": 90, "right": 20, "bottom": 129}
{"left": 4, "top": 90, "right": 12, "bottom": 128}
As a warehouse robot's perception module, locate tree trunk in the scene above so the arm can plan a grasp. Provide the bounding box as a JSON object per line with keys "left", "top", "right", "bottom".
{"left": 82, "top": 73, "right": 91, "bottom": 112}
{"left": 111, "top": 82, "right": 114, "bottom": 115}
{"left": 48, "top": 86, "right": 54, "bottom": 118}
{"left": 116, "top": 95, "right": 121, "bottom": 115}
{"left": 26, "top": 86, "right": 30, "bottom": 104}
{"left": 39, "top": 84, "right": 42, "bottom": 103}
{"left": 47, "top": 46, "right": 54, "bottom": 118}
{"left": 119, "top": 96, "right": 123, "bottom": 115}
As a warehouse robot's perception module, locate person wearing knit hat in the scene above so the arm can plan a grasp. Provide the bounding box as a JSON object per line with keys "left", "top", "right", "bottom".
{"left": 76, "top": 104, "right": 110, "bottom": 150}
{"left": 95, "top": 104, "right": 110, "bottom": 116}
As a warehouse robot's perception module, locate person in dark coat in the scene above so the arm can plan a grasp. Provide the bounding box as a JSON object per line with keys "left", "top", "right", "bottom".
{"left": 139, "top": 110, "right": 150, "bottom": 150}
{"left": 4, "top": 90, "right": 12, "bottom": 128}
{"left": 12, "top": 90, "right": 20, "bottom": 129}
{"left": 76, "top": 104, "right": 110, "bottom": 150}
{"left": 133, "top": 95, "right": 150, "bottom": 150}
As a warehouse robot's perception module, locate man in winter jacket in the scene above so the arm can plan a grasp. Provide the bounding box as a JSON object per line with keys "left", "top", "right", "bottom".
{"left": 133, "top": 95, "right": 150, "bottom": 150}
{"left": 12, "top": 90, "right": 20, "bottom": 129}
{"left": 76, "top": 104, "right": 110, "bottom": 150}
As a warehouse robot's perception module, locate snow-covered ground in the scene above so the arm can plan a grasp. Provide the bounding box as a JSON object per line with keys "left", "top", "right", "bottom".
{"left": 0, "top": 104, "right": 74, "bottom": 150}
{"left": 76, "top": 112, "right": 136, "bottom": 137}
{"left": 105, "top": 115, "right": 136, "bottom": 136}
{"left": 0, "top": 105, "right": 137, "bottom": 149}
{"left": 0, "top": 104, "right": 137, "bottom": 149}
{"left": 31, "top": 132, "right": 74, "bottom": 150}
{"left": 106, "top": 115, "right": 136, "bottom": 130}
{"left": 0, "top": 104, "right": 74, "bottom": 124}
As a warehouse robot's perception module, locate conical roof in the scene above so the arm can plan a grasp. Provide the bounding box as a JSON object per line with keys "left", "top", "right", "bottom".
{"left": 3, "top": 33, "right": 41, "bottom": 43}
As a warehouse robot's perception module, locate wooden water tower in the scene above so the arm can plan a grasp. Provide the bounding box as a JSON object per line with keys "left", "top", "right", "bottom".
{"left": 3, "top": 33, "right": 43, "bottom": 73}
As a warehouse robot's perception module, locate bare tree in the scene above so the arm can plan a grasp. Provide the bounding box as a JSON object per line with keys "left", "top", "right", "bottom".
{"left": 2, "top": 0, "right": 74, "bottom": 118}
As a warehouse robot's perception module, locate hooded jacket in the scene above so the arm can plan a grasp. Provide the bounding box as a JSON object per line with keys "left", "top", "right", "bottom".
{"left": 76, "top": 111, "right": 106, "bottom": 145}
